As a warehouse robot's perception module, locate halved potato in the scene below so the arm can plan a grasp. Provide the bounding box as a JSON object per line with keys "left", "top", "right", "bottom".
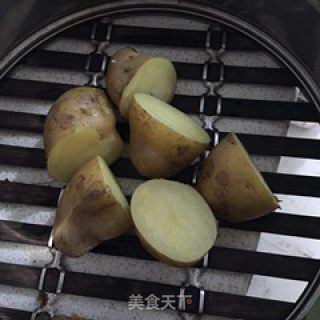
{"left": 54, "top": 156, "right": 132, "bottom": 257}
{"left": 129, "top": 93, "right": 211, "bottom": 178}
{"left": 197, "top": 133, "right": 279, "bottom": 223}
{"left": 106, "top": 48, "right": 177, "bottom": 118}
{"left": 44, "top": 86, "right": 123, "bottom": 182}
{"left": 131, "top": 179, "right": 218, "bottom": 267}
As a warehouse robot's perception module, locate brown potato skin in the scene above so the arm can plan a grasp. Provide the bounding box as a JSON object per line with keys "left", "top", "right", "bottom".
{"left": 44, "top": 86, "right": 121, "bottom": 155}
{"left": 136, "top": 230, "right": 201, "bottom": 268}
{"left": 197, "top": 133, "right": 279, "bottom": 223}
{"left": 129, "top": 99, "right": 209, "bottom": 178}
{"left": 106, "top": 48, "right": 152, "bottom": 107}
{"left": 53, "top": 157, "right": 132, "bottom": 257}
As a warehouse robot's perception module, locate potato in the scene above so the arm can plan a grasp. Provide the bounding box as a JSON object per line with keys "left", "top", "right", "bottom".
{"left": 44, "top": 86, "right": 123, "bottom": 182}
{"left": 131, "top": 179, "right": 218, "bottom": 267}
{"left": 54, "top": 156, "right": 132, "bottom": 257}
{"left": 106, "top": 47, "right": 177, "bottom": 118}
{"left": 197, "top": 133, "right": 279, "bottom": 223}
{"left": 129, "top": 93, "right": 210, "bottom": 178}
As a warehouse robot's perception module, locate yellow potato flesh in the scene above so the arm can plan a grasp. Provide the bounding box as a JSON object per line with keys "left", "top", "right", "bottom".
{"left": 135, "top": 93, "right": 210, "bottom": 143}
{"left": 47, "top": 128, "right": 123, "bottom": 182}
{"left": 119, "top": 58, "right": 177, "bottom": 117}
{"left": 98, "top": 157, "right": 128, "bottom": 209}
{"left": 131, "top": 179, "right": 217, "bottom": 266}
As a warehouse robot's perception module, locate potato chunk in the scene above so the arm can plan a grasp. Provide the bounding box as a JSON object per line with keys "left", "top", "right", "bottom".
{"left": 54, "top": 156, "right": 132, "bottom": 257}
{"left": 129, "top": 93, "right": 210, "bottom": 178}
{"left": 197, "top": 133, "right": 279, "bottom": 222}
{"left": 106, "top": 48, "right": 177, "bottom": 118}
{"left": 44, "top": 87, "right": 123, "bottom": 182}
{"left": 131, "top": 179, "right": 218, "bottom": 267}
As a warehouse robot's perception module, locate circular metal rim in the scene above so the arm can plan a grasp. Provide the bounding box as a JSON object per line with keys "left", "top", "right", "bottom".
{"left": 0, "top": 1, "right": 319, "bottom": 319}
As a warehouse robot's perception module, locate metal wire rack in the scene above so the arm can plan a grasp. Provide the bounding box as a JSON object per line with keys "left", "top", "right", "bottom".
{"left": 0, "top": 13, "right": 320, "bottom": 320}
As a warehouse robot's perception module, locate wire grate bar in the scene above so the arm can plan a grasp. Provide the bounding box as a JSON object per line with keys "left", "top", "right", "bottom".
{"left": 208, "top": 247, "right": 320, "bottom": 281}
{"left": 0, "top": 78, "right": 75, "bottom": 100}
{"left": 204, "top": 290, "right": 294, "bottom": 320}
{"left": 0, "top": 220, "right": 51, "bottom": 245}
{"left": 0, "top": 232, "right": 319, "bottom": 282}
{"left": 0, "top": 262, "right": 41, "bottom": 289}
{"left": 1, "top": 210, "right": 320, "bottom": 249}
{"left": 21, "top": 49, "right": 298, "bottom": 86}
{"left": 1, "top": 146, "right": 320, "bottom": 196}
{"left": 22, "top": 50, "right": 87, "bottom": 71}
{"left": 2, "top": 130, "right": 320, "bottom": 172}
{"left": 62, "top": 22, "right": 260, "bottom": 50}
{"left": 220, "top": 132, "right": 320, "bottom": 159}
{"left": 0, "top": 98, "right": 317, "bottom": 133}
{"left": 220, "top": 212, "right": 320, "bottom": 239}
{"left": 205, "top": 96, "right": 320, "bottom": 121}
{"left": 0, "top": 144, "right": 46, "bottom": 168}
{"left": 0, "top": 180, "right": 60, "bottom": 207}
{"left": 94, "top": 237, "right": 320, "bottom": 281}
{"left": 0, "top": 307, "right": 31, "bottom": 320}
{"left": 263, "top": 172, "right": 320, "bottom": 197}
{"left": 61, "top": 270, "right": 293, "bottom": 318}
{"left": 217, "top": 65, "right": 299, "bottom": 86}
{"left": 0, "top": 110, "right": 45, "bottom": 133}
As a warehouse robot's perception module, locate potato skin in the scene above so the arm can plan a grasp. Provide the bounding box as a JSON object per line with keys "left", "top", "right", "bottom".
{"left": 197, "top": 133, "right": 279, "bottom": 223}
{"left": 106, "top": 48, "right": 152, "bottom": 107}
{"left": 44, "top": 86, "right": 118, "bottom": 153}
{"left": 53, "top": 157, "right": 132, "bottom": 257}
{"left": 44, "top": 86, "right": 123, "bottom": 181}
{"left": 129, "top": 99, "right": 209, "bottom": 178}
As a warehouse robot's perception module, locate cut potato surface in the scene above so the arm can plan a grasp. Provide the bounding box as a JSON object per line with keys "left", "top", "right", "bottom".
{"left": 48, "top": 128, "right": 123, "bottom": 182}
{"left": 135, "top": 93, "right": 210, "bottom": 143}
{"left": 54, "top": 156, "right": 132, "bottom": 257}
{"left": 44, "top": 86, "right": 123, "bottom": 182}
{"left": 197, "top": 133, "right": 279, "bottom": 222}
{"left": 131, "top": 179, "right": 218, "bottom": 267}
{"left": 98, "top": 156, "right": 128, "bottom": 209}
{"left": 119, "top": 58, "right": 177, "bottom": 117}
{"left": 129, "top": 94, "right": 210, "bottom": 178}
